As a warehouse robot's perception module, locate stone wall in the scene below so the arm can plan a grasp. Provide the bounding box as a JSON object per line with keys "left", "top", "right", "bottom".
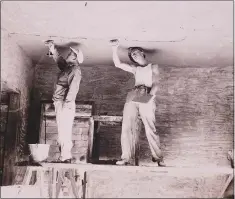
{"left": 1, "top": 30, "right": 34, "bottom": 160}
{"left": 34, "top": 62, "right": 233, "bottom": 167}
{"left": 34, "top": 62, "right": 133, "bottom": 115}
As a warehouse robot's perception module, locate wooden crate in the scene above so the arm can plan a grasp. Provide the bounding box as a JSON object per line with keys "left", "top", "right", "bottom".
{"left": 39, "top": 102, "right": 94, "bottom": 163}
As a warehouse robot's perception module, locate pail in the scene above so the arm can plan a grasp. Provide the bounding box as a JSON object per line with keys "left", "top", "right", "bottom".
{"left": 29, "top": 144, "right": 50, "bottom": 162}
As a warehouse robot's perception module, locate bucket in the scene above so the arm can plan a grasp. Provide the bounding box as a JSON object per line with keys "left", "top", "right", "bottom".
{"left": 29, "top": 144, "right": 50, "bottom": 162}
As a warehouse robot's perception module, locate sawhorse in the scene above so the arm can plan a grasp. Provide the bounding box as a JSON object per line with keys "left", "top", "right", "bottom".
{"left": 22, "top": 166, "right": 82, "bottom": 198}
{"left": 22, "top": 166, "right": 48, "bottom": 198}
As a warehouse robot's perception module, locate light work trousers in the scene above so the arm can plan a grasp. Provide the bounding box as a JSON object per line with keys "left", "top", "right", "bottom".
{"left": 54, "top": 100, "right": 75, "bottom": 161}
{"left": 121, "top": 89, "right": 163, "bottom": 161}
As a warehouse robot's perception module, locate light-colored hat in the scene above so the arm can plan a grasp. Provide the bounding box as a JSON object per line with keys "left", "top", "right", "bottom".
{"left": 70, "top": 47, "right": 84, "bottom": 64}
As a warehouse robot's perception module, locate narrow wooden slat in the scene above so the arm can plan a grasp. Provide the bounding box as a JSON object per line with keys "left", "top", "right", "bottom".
{"left": 88, "top": 117, "right": 94, "bottom": 162}
{"left": 39, "top": 104, "right": 46, "bottom": 144}
{"left": 37, "top": 163, "right": 233, "bottom": 176}
{"left": 217, "top": 174, "right": 233, "bottom": 198}
{"left": 45, "top": 112, "right": 92, "bottom": 117}
{"left": 43, "top": 117, "right": 90, "bottom": 127}
{"left": 44, "top": 103, "right": 92, "bottom": 117}
{"left": 93, "top": 115, "right": 123, "bottom": 122}
{"left": 43, "top": 102, "right": 92, "bottom": 110}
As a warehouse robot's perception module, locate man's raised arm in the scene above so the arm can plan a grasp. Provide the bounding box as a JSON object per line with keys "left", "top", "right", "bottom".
{"left": 45, "top": 40, "right": 68, "bottom": 70}
{"left": 110, "top": 40, "right": 136, "bottom": 74}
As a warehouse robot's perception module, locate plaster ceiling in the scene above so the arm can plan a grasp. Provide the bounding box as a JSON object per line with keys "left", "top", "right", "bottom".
{"left": 1, "top": 1, "right": 233, "bottom": 67}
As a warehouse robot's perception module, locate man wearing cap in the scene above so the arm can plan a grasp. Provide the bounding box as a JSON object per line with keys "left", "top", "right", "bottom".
{"left": 110, "top": 39, "right": 166, "bottom": 167}
{"left": 45, "top": 40, "right": 84, "bottom": 163}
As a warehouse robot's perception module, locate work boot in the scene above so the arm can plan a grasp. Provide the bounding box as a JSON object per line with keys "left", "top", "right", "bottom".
{"left": 56, "top": 158, "right": 72, "bottom": 164}
{"left": 61, "top": 159, "right": 72, "bottom": 164}
{"left": 152, "top": 157, "right": 166, "bottom": 167}
{"left": 116, "top": 159, "right": 131, "bottom": 166}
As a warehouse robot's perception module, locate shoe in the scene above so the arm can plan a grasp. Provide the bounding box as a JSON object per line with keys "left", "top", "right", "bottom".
{"left": 152, "top": 157, "right": 166, "bottom": 167}
{"left": 61, "top": 159, "right": 72, "bottom": 164}
{"left": 55, "top": 158, "right": 72, "bottom": 164}
{"left": 116, "top": 159, "right": 131, "bottom": 166}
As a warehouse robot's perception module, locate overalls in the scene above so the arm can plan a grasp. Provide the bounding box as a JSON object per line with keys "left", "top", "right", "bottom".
{"left": 53, "top": 57, "right": 81, "bottom": 161}
{"left": 120, "top": 64, "right": 163, "bottom": 162}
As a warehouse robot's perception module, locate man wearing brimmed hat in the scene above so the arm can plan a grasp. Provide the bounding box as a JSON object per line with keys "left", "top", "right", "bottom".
{"left": 45, "top": 40, "right": 84, "bottom": 163}
{"left": 110, "top": 39, "right": 166, "bottom": 167}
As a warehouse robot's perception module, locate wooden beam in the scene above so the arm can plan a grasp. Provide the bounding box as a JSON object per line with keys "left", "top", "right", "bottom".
{"left": 87, "top": 117, "right": 94, "bottom": 163}
{"left": 93, "top": 115, "right": 123, "bottom": 122}
{"left": 217, "top": 174, "right": 233, "bottom": 198}
{"left": 43, "top": 102, "right": 93, "bottom": 117}
{"left": 38, "top": 163, "right": 233, "bottom": 176}
{"left": 45, "top": 112, "right": 92, "bottom": 117}
{"left": 39, "top": 103, "right": 46, "bottom": 144}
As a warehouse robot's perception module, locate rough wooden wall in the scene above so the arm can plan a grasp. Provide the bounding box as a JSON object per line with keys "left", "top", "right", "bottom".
{"left": 40, "top": 117, "right": 90, "bottom": 162}
{"left": 34, "top": 63, "right": 233, "bottom": 167}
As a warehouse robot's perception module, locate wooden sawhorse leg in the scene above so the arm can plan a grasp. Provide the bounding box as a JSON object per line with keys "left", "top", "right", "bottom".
{"left": 217, "top": 174, "right": 234, "bottom": 198}
{"left": 22, "top": 167, "right": 45, "bottom": 198}
{"left": 52, "top": 168, "right": 79, "bottom": 198}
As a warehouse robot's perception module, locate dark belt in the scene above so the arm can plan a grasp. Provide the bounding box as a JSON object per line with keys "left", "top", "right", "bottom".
{"left": 134, "top": 85, "right": 151, "bottom": 93}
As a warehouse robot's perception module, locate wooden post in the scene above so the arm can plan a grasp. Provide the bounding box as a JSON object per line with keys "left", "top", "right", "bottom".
{"left": 92, "top": 121, "right": 100, "bottom": 163}
{"left": 83, "top": 171, "right": 87, "bottom": 199}
{"left": 2, "top": 92, "right": 20, "bottom": 185}
{"left": 217, "top": 174, "right": 234, "bottom": 198}
{"left": 87, "top": 117, "right": 94, "bottom": 163}
{"left": 39, "top": 103, "right": 46, "bottom": 144}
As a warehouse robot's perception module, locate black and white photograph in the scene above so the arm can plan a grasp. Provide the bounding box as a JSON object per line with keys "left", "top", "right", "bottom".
{"left": 0, "top": 1, "right": 234, "bottom": 198}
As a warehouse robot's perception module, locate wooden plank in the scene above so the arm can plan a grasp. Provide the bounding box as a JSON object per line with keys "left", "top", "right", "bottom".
{"left": 43, "top": 102, "right": 92, "bottom": 110}
{"left": 38, "top": 163, "right": 233, "bottom": 176}
{"left": 39, "top": 104, "right": 46, "bottom": 144}
{"left": 92, "top": 121, "right": 101, "bottom": 162}
{"left": 13, "top": 166, "right": 27, "bottom": 185}
{"left": 88, "top": 117, "right": 94, "bottom": 163}
{"left": 99, "top": 121, "right": 122, "bottom": 126}
{"left": 93, "top": 116, "right": 123, "bottom": 122}
{"left": 45, "top": 112, "right": 92, "bottom": 117}
{"left": 217, "top": 174, "right": 233, "bottom": 198}
{"left": 44, "top": 103, "right": 92, "bottom": 117}
{"left": 43, "top": 117, "right": 90, "bottom": 127}
{"left": 83, "top": 172, "right": 87, "bottom": 199}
